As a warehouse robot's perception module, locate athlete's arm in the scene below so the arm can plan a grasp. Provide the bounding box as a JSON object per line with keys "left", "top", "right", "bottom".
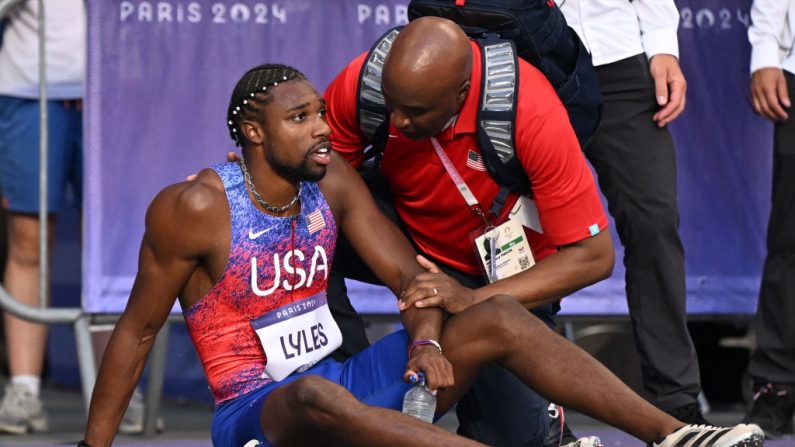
{"left": 83, "top": 174, "right": 226, "bottom": 447}
{"left": 320, "top": 152, "right": 453, "bottom": 391}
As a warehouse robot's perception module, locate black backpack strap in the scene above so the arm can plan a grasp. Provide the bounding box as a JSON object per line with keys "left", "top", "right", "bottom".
{"left": 474, "top": 35, "right": 532, "bottom": 216}
{"left": 356, "top": 27, "right": 401, "bottom": 165}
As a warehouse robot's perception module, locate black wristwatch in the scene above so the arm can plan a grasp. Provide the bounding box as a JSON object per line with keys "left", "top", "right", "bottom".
{"left": 77, "top": 440, "right": 92, "bottom": 447}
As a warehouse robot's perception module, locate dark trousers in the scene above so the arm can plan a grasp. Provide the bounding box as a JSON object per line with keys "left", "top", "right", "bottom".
{"left": 584, "top": 54, "right": 701, "bottom": 411}
{"left": 748, "top": 71, "right": 795, "bottom": 385}
{"left": 327, "top": 165, "right": 557, "bottom": 446}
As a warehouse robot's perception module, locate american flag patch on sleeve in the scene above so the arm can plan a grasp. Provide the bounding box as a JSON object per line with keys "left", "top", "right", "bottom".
{"left": 467, "top": 149, "right": 487, "bottom": 171}
{"left": 306, "top": 209, "right": 326, "bottom": 234}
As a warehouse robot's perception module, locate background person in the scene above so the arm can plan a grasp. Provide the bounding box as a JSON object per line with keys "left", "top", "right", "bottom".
{"left": 0, "top": 0, "right": 84, "bottom": 434}
{"left": 743, "top": 0, "right": 795, "bottom": 438}
{"left": 557, "top": 0, "right": 708, "bottom": 426}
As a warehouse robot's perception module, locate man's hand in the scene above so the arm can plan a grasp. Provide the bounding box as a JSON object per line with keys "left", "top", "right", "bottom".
{"left": 751, "top": 67, "right": 790, "bottom": 122}
{"left": 398, "top": 255, "right": 479, "bottom": 314}
{"left": 185, "top": 152, "right": 239, "bottom": 181}
{"left": 403, "top": 345, "right": 454, "bottom": 393}
{"left": 649, "top": 54, "right": 687, "bottom": 127}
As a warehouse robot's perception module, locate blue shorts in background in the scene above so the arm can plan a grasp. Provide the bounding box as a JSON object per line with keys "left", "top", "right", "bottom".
{"left": 0, "top": 95, "right": 83, "bottom": 213}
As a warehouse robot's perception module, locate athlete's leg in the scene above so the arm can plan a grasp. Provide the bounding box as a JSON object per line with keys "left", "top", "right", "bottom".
{"left": 260, "top": 375, "right": 485, "bottom": 447}
{"left": 434, "top": 294, "right": 683, "bottom": 443}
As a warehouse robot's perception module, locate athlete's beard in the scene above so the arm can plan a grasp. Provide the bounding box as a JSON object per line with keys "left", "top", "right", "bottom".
{"left": 266, "top": 141, "right": 328, "bottom": 182}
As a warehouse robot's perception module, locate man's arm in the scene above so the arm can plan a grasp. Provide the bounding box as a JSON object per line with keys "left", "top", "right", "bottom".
{"left": 320, "top": 152, "right": 452, "bottom": 390}
{"left": 748, "top": 0, "right": 790, "bottom": 122}
{"left": 400, "top": 231, "right": 613, "bottom": 313}
{"left": 632, "top": 0, "right": 687, "bottom": 126}
{"left": 83, "top": 175, "right": 225, "bottom": 446}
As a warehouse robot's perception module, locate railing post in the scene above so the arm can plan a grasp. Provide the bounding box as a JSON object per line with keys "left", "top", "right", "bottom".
{"left": 74, "top": 315, "right": 97, "bottom": 414}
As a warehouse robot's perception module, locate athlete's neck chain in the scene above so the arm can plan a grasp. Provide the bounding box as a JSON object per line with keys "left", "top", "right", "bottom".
{"left": 237, "top": 156, "right": 300, "bottom": 213}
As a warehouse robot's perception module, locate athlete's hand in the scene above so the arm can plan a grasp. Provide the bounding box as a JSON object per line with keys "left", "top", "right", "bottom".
{"left": 751, "top": 67, "right": 790, "bottom": 122}
{"left": 404, "top": 345, "right": 454, "bottom": 393}
{"left": 186, "top": 152, "right": 240, "bottom": 181}
{"left": 398, "top": 255, "right": 479, "bottom": 314}
{"left": 649, "top": 54, "right": 687, "bottom": 127}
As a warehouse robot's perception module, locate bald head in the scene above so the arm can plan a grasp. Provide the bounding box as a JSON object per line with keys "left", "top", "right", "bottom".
{"left": 384, "top": 16, "right": 472, "bottom": 90}
{"left": 380, "top": 17, "right": 473, "bottom": 140}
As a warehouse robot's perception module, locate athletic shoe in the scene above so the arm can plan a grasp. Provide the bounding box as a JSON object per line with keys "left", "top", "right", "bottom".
{"left": 667, "top": 402, "right": 712, "bottom": 426}
{"left": 0, "top": 383, "right": 48, "bottom": 434}
{"left": 118, "top": 388, "right": 165, "bottom": 434}
{"left": 653, "top": 423, "right": 765, "bottom": 447}
{"left": 742, "top": 382, "right": 795, "bottom": 438}
{"left": 544, "top": 403, "right": 585, "bottom": 447}
{"left": 562, "top": 436, "right": 603, "bottom": 447}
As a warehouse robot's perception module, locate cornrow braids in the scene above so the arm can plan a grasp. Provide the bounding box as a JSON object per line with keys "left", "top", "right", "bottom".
{"left": 226, "top": 63, "right": 307, "bottom": 147}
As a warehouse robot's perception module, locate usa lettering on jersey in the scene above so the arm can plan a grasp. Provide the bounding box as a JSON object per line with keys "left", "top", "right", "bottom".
{"left": 250, "top": 246, "right": 329, "bottom": 296}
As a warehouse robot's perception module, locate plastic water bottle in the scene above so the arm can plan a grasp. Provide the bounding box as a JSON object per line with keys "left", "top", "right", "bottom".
{"left": 402, "top": 374, "right": 436, "bottom": 423}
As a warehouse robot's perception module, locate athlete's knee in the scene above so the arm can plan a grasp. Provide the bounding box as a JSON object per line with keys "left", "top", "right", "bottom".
{"left": 465, "top": 294, "right": 535, "bottom": 340}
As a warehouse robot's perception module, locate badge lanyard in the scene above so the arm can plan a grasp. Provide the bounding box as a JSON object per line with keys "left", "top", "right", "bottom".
{"left": 431, "top": 137, "right": 498, "bottom": 281}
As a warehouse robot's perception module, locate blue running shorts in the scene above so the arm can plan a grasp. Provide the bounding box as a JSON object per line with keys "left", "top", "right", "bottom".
{"left": 0, "top": 95, "right": 83, "bottom": 213}
{"left": 212, "top": 329, "right": 414, "bottom": 447}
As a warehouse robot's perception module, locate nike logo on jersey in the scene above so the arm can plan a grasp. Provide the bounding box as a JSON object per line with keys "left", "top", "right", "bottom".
{"left": 249, "top": 227, "right": 274, "bottom": 240}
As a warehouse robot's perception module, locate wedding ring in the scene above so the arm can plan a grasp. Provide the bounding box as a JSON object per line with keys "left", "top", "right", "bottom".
{"left": 432, "top": 287, "right": 438, "bottom": 296}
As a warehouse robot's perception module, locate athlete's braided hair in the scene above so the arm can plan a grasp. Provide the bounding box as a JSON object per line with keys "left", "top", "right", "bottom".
{"left": 226, "top": 64, "right": 307, "bottom": 147}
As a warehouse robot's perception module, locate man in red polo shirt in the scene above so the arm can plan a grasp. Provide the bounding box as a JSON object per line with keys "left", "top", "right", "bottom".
{"left": 324, "top": 16, "right": 613, "bottom": 446}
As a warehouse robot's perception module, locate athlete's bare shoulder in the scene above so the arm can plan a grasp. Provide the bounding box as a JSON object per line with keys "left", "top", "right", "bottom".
{"left": 318, "top": 151, "right": 384, "bottom": 228}
{"left": 317, "top": 151, "right": 360, "bottom": 217}
{"left": 144, "top": 168, "right": 229, "bottom": 260}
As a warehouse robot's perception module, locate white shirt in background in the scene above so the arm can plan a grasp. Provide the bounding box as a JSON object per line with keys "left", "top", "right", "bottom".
{"left": 749, "top": 0, "right": 795, "bottom": 76}
{"left": 557, "top": 0, "right": 680, "bottom": 67}
{"left": 0, "top": 0, "right": 86, "bottom": 99}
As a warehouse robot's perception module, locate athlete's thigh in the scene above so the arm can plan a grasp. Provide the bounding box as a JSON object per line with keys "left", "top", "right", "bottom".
{"left": 211, "top": 359, "right": 343, "bottom": 447}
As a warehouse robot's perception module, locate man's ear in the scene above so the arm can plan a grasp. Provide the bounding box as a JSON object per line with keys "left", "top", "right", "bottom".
{"left": 456, "top": 80, "right": 471, "bottom": 107}
{"left": 240, "top": 120, "right": 265, "bottom": 145}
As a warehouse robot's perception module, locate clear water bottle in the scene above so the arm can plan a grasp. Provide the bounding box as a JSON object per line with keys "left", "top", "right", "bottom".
{"left": 402, "top": 374, "right": 436, "bottom": 423}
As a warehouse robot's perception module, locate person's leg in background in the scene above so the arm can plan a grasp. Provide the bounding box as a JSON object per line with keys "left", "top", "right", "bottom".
{"left": 0, "top": 96, "right": 81, "bottom": 434}
{"left": 584, "top": 55, "right": 705, "bottom": 421}
{"left": 743, "top": 71, "right": 795, "bottom": 439}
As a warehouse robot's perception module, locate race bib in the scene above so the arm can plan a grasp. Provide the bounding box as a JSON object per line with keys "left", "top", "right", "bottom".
{"left": 474, "top": 218, "right": 535, "bottom": 283}
{"left": 250, "top": 293, "right": 342, "bottom": 382}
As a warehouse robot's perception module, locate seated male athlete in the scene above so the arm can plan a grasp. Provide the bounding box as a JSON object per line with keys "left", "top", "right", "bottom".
{"left": 81, "top": 64, "right": 764, "bottom": 447}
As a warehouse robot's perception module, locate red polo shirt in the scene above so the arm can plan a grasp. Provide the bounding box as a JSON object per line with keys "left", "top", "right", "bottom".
{"left": 324, "top": 41, "right": 608, "bottom": 276}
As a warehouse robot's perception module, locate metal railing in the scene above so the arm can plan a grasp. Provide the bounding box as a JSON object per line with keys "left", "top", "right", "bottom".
{"left": 0, "top": 0, "right": 167, "bottom": 436}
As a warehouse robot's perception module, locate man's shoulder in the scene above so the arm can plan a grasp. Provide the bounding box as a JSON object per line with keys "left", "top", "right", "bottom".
{"left": 147, "top": 168, "right": 227, "bottom": 233}
{"left": 324, "top": 52, "right": 368, "bottom": 102}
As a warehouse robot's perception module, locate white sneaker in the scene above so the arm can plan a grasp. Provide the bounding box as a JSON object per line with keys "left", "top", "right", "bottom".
{"left": 118, "top": 388, "right": 164, "bottom": 434}
{"left": 653, "top": 423, "right": 765, "bottom": 447}
{"left": 562, "top": 436, "right": 603, "bottom": 447}
{"left": 0, "top": 383, "right": 48, "bottom": 434}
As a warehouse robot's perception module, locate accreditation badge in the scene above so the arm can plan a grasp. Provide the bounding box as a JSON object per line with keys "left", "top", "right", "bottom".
{"left": 474, "top": 218, "right": 535, "bottom": 283}
{"left": 250, "top": 292, "right": 342, "bottom": 382}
